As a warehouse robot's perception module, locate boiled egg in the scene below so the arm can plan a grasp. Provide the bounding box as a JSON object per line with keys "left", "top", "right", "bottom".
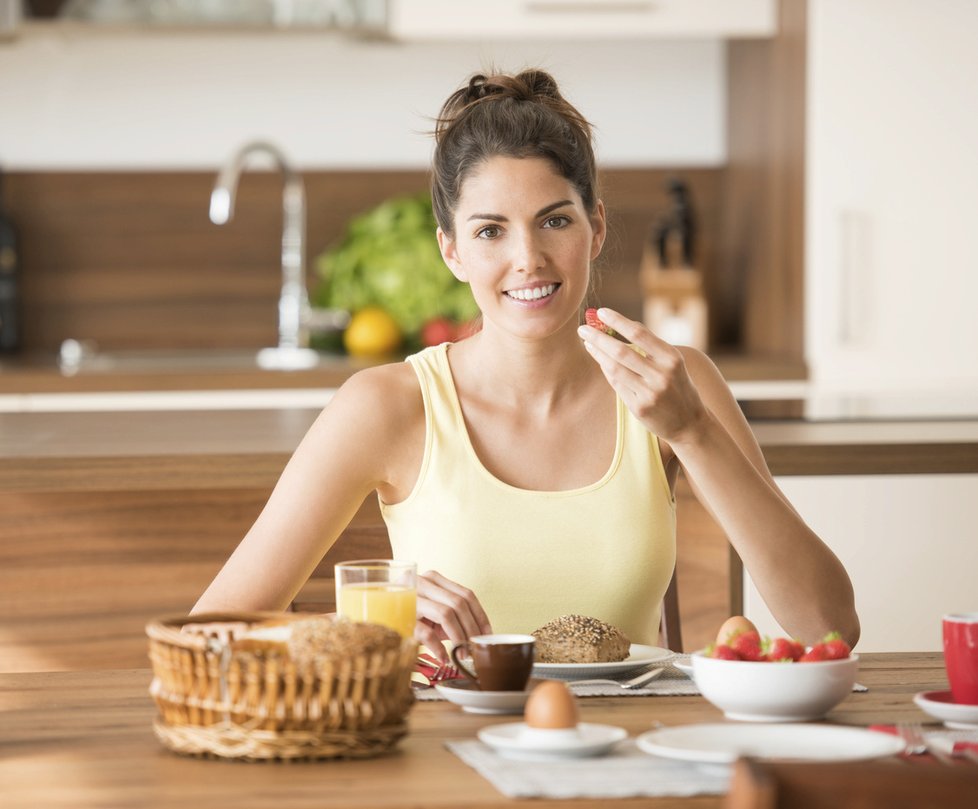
{"left": 524, "top": 680, "right": 579, "bottom": 730}
{"left": 716, "top": 615, "right": 758, "bottom": 646}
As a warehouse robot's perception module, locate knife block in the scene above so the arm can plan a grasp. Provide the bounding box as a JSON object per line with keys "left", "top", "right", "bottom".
{"left": 639, "top": 239, "right": 708, "bottom": 351}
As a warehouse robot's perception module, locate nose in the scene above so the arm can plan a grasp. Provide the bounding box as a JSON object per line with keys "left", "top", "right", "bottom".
{"left": 510, "top": 227, "right": 546, "bottom": 273}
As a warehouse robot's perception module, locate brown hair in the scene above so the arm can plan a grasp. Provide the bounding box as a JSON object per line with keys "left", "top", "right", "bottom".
{"left": 431, "top": 69, "right": 599, "bottom": 237}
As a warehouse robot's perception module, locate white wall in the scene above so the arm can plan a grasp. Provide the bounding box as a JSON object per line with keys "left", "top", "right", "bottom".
{"left": 0, "top": 24, "right": 726, "bottom": 169}
{"left": 744, "top": 475, "right": 978, "bottom": 652}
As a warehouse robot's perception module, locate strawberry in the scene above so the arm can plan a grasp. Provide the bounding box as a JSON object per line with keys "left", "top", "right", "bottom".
{"left": 765, "top": 637, "right": 805, "bottom": 662}
{"left": 584, "top": 307, "right": 613, "bottom": 335}
{"left": 799, "top": 644, "right": 831, "bottom": 662}
{"left": 728, "top": 629, "right": 764, "bottom": 662}
{"left": 818, "top": 631, "right": 851, "bottom": 660}
{"left": 707, "top": 643, "right": 741, "bottom": 661}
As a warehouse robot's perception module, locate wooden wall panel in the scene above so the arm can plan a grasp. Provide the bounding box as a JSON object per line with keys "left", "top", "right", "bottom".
{"left": 0, "top": 479, "right": 729, "bottom": 672}
{"left": 724, "top": 0, "right": 807, "bottom": 363}
{"left": 4, "top": 167, "right": 735, "bottom": 355}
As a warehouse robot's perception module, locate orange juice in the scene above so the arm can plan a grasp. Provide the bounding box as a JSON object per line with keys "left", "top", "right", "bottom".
{"left": 337, "top": 583, "right": 416, "bottom": 639}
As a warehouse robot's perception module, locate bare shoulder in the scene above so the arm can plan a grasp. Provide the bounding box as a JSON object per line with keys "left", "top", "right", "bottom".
{"left": 311, "top": 361, "right": 425, "bottom": 499}
{"left": 326, "top": 360, "right": 423, "bottom": 437}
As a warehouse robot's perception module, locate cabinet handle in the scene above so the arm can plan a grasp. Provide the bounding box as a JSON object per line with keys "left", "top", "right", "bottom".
{"left": 524, "top": 1, "right": 656, "bottom": 13}
{"left": 837, "top": 211, "right": 873, "bottom": 346}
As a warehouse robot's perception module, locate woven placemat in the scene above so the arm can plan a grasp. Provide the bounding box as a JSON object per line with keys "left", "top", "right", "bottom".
{"left": 416, "top": 658, "right": 696, "bottom": 701}
{"left": 445, "top": 737, "right": 730, "bottom": 799}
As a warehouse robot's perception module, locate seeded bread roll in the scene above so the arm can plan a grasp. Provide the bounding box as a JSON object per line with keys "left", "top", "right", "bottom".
{"left": 532, "top": 614, "right": 631, "bottom": 664}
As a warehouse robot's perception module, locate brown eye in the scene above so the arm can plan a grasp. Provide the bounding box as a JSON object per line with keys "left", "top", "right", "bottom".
{"left": 477, "top": 225, "right": 501, "bottom": 239}
{"left": 544, "top": 215, "right": 570, "bottom": 229}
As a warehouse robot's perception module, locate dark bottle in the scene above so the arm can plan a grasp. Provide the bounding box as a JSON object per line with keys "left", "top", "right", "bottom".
{"left": 0, "top": 169, "right": 19, "bottom": 353}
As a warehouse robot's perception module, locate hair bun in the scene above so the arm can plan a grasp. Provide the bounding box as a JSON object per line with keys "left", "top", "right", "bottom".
{"left": 463, "top": 69, "right": 561, "bottom": 106}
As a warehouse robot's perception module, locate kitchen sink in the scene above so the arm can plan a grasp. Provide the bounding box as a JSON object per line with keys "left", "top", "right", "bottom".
{"left": 56, "top": 341, "right": 348, "bottom": 374}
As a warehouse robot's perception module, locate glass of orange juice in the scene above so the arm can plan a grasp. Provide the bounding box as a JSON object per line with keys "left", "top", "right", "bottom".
{"left": 335, "top": 559, "right": 417, "bottom": 639}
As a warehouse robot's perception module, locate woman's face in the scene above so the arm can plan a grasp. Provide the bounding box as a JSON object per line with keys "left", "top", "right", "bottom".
{"left": 437, "top": 155, "right": 605, "bottom": 341}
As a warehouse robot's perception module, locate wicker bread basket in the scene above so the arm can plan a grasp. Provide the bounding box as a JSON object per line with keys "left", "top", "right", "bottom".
{"left": 147, "top": 611, "right": 418, "bottom": 761}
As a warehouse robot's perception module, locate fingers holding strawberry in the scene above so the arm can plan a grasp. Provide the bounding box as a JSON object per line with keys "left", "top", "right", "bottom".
{"left": 577, "top": 307, "right": 709, "bottom": 444}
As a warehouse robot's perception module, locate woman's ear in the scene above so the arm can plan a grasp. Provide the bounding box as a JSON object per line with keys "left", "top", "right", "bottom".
{"left": 437, "top": 227, "right": 467, "bottom": 282}
{"left": 589, "top": 200, "right": 607, "bottom": 261}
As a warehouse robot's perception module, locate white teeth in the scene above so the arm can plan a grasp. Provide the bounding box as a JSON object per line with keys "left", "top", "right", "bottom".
{"left": 506, "top": 283, "right": 556, "bottom": 301}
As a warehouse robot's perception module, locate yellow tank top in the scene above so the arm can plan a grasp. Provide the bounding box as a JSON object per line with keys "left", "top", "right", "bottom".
{"left": 380, "top": 343, "right": 676, "bottom": 646}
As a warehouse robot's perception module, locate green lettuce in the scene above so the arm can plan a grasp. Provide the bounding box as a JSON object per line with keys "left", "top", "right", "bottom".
{"left": 312, "top": 193, "right": 479, "bottom": 339}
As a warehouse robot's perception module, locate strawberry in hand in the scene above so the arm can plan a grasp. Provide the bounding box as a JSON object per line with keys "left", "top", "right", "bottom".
{"left": 584, "top": 307, "right": 614, "bottom": 335}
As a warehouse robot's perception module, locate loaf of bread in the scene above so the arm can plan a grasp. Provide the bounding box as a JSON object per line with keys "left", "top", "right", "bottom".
{"left": 287, "top": 616, "right": 401, "bottom": 668}
{"left": 231, "top": 615, "right": 402, "bottom": 669}
{"left": 532, "top": 614, "right": 631, "bottom": 664}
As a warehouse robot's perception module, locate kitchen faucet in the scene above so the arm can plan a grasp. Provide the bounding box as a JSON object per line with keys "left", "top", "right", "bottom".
{"left": 209, "top": 141, "right": 318, "bottom": 370}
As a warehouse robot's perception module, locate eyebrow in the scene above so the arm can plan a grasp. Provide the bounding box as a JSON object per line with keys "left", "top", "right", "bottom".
{"left": 467, "top": 199, "right": 574, "bottom": 222}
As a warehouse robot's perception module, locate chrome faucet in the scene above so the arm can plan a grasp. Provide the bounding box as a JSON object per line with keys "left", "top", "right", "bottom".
{"left": 209, "top": 141, "right": 318, "bottom": 369}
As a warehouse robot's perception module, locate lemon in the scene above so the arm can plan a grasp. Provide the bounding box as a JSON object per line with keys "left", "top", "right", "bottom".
{"left": 343, "top": 307, "right": 403, "bottom": 357}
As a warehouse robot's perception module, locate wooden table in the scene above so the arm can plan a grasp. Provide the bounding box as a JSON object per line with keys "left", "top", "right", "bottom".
{"left": 0, "top": 653, "right": 964, "bottom": 809}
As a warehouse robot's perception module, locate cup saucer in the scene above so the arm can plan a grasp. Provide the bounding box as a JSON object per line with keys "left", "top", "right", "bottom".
{"left": 913, "top": 690, "right": 978, "bottom": 729}
{"left": 434, "top": 679, "right": 532, "bottom": 715}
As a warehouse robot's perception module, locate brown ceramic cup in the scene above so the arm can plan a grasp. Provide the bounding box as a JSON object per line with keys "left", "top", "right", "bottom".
{"left": 450, "top": 634, "right": 535, "bottom": 692}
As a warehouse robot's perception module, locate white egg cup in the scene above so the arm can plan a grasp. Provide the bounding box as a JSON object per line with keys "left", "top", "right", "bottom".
{"left": 519, "top": 725, "right": 582, "bottom": 744}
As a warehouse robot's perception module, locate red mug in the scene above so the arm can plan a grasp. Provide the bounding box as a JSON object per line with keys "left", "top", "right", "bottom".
{"left": 943, "top": 613, "right": 978, "bottom": 705}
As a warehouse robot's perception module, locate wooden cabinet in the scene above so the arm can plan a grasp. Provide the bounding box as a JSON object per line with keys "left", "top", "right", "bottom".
{"left": 804, "top": 1, "right": 978, "bottom": 392}
{"left": 387, "top": 0, "right": 775, "bottom": 40}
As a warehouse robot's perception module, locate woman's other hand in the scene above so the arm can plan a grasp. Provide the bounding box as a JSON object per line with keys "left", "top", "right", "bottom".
{"left": 578, "top": 307, "right": 709, "bottom": 444}
{"left": 415, "top": 570, "right": 493, "bottom": 661}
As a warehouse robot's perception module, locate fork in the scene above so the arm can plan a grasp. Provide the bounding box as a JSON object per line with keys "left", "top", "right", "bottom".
{"left": 416, "top": 654, "right": 460, "bottom": 684}
{"left": 898, "top": 722, "right": 954, "bottom": 764}
{"left": 429, "top": 661, "right": 460, "bottom": 683}
{"left": 567, "top": 667, "right": 666, "bottom": 689}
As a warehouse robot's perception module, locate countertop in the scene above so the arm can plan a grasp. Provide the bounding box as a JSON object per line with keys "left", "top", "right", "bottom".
{"left": 3, "top": 408, "right": 978, "bottom": 494}
{"left": 0, "top": 350, "right": 807, "bottom": 397}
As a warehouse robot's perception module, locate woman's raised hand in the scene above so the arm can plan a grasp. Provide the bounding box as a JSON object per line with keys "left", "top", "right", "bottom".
{"left": 415, "top": 570, "right": 493, "bottom": 661}
{"left": 578, "top": 307, "right": 709, "bottom": 446}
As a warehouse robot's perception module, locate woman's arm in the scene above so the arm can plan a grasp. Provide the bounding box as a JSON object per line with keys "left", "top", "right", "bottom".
{"left": 579, "top": 308, "right": 860, "bottom": 647}
{"left": 192, "top": 363, "right": 493, "bottom": 657}
{"left": 192, "top": 367, "right": 405, "bottom": 614}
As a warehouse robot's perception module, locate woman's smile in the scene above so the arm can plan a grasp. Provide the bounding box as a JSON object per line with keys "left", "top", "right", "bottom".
{"left": 503, "top": 281, "right": 561, "bottom": 305}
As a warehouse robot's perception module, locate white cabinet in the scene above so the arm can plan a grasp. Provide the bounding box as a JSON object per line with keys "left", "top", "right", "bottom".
{"left": 743, "top": 474, "right": 978, "bottom": 652}
{"left": 805, "top": 0, "right": 978, "bottom": 393}
{"left": 387, "top": 0, "right": 775, "bottom": 40}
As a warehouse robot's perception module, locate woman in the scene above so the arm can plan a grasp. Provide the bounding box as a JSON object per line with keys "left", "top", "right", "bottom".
{"left": 193, "top": 69, "right": 859, "bottom": 657}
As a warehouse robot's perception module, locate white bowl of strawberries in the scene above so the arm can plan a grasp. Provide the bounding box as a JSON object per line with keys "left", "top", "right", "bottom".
{"left": 691, "top": 619, "right": 857, "bottom": 722}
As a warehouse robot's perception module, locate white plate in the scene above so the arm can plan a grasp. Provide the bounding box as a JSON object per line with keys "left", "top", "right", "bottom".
{"left": 636, "top": 723, "right": 905, "bottom": 764}
{"left": 532, "top": 644, "right": 673, "bottom": 679}
{"left": 478, "top": 722, "right": 628, "bottom": 761}
{"left": 913, "top": 690, "right": 978, "bottom": 729}
{"left": 672, "top": 658, "right": 694, "bottom": 677}
{"left": 434, "top": 679, "right": 531, "bottom": 715}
